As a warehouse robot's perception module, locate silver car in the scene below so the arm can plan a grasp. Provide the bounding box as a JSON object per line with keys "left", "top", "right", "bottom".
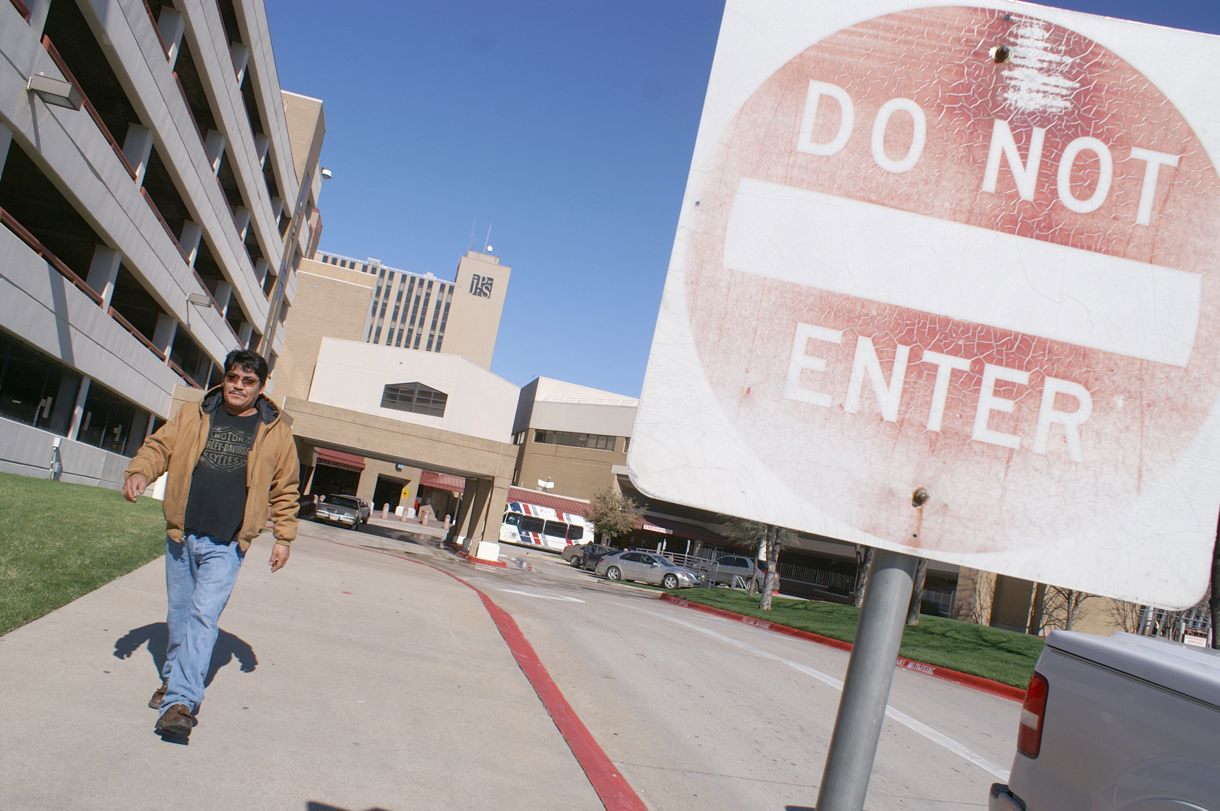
{"left": 707, "top": 554, "right": 764, "bottom": 588}
{"left": 595, "top": 550, "right": 705, "bottom": 589}
{"left": 314, "top": 494, "right": 365, "bottom": 530}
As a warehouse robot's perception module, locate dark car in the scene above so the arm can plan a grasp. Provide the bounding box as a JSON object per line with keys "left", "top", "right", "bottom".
{"left": 561, "top": 542, "right": 613, "bottom": 570}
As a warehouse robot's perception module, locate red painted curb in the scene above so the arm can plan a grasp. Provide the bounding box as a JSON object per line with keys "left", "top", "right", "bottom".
{"left": 460, "top": 554, "right": 508, "bottom": 568}
{"left": 659, "top": 594, "right": 1026, "bottom": 703}
{"left": 359, "top": 545, "right": 646, "bottom": 810}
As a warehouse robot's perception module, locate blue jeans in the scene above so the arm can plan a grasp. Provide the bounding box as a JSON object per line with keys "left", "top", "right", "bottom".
{"left": 160, "top": 534, "right": 244, "bottom": 715}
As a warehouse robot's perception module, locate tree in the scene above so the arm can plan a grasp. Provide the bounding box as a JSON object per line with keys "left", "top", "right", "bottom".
{"left": 1036, "top": 586, "right": 1093, "bottom": 633}
{"left": 905, "top": 558, "right": 929, "bottom": 626}
{"left": 853, "top": 546, "right": 873, "bottom": 608}
{"left": 1107, "top": 599, "right": 1144, "bottom": 633}
{"left": 758, "top": 524, "right": 787, "bottom": 611}
{"left": 587, "top": 488, "right": 643, "bottom": 545}
{"left": 719, "top": 516, "right": 790, "bottom": 611}
{"left": 719, "top": 515, "right": 766, "bottom": 554}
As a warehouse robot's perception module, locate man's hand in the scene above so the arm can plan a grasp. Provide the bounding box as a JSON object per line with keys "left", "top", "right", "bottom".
{"left": 269, "top": 542, "right": 290, "bottom": 573}
{"left": 123, "top": 473, "right": 148, "bottom": 502}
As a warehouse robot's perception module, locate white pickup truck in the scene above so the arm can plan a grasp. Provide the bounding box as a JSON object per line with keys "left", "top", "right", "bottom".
{"left": 990, "top": 630, "right": 1220, "bottom": 811}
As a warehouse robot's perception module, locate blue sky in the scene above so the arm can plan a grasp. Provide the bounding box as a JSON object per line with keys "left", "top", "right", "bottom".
{"left": 265, "top": 1, "right": 1220, "bottom": 398}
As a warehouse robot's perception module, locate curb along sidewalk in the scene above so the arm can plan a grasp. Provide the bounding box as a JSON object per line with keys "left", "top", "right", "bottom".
{"left": 659, "top": 594, "right": 1027, "bottom": 702}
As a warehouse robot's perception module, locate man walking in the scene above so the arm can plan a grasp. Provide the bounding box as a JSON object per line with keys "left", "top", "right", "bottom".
{"left": 124, "top": 349, "right": 299, "bottom": 741}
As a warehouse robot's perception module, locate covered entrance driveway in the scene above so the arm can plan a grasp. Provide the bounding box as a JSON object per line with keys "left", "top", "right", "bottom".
{"left": 285, "top": 397, "right": 516, "bottom": 549}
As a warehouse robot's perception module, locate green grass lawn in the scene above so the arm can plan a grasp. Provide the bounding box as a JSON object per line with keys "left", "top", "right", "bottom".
{"left": 0, "top": 472, "right": 165, "bottom": 635}
{"left": 673, "top": 587, "right": 1044, "bottom": 688}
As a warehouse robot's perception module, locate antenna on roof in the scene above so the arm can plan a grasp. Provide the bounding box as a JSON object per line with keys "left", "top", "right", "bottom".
{"left": 484, "top": 223, "right": 493, "bottom": 253}
{"left": 467, "top": 218, "right": 476, "bottom": 252}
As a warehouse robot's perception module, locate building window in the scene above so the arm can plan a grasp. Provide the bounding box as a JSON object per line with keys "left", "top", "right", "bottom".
{"left": 533, "top": 429, "right": 617, "bottom": 451}
{"left": 381, "top": 382, "right": 447, "bottom": 418}
{"left": 0, "top": 329, "right": 81, "bottom": 435}
{"left": 435, "top": 289, "right": 453, "bottom": 351}
{"left": 78, "top": 381, "right": 148, "bottom": 455}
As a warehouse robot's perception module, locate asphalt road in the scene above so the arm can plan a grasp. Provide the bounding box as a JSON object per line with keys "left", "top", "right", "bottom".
{"left": 0, "top": 512, "right": 1020, "bottom": 811}
{"left": 418, "top": 535, "right": 1022, "bottom": 811}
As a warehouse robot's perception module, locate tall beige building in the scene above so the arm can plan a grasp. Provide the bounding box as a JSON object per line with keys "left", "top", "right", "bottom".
{"left": 274, "top": 257, "right": 519, "bottom": 548}
{"left": 314, "top": 249, "right": 509, "bottom": 369}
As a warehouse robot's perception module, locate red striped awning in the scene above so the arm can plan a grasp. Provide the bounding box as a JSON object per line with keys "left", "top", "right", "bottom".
{"left": 507, "top": 487, "right": 591, "bottom": 518}
{"left": 421, "top": 470, "right": 466, "bottom": 492}
{"left": 315, "top": 448, "right": 365, "bottom": 472}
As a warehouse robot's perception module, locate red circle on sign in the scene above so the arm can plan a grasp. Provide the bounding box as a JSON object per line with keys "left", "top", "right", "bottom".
{"left": 684, "top": 7, "right": 1220, "bottom": 553}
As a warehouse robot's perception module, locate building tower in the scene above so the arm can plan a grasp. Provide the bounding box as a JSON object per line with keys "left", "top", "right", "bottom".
{"left": 314, "top": 249, "right": 510, "bottom": 369}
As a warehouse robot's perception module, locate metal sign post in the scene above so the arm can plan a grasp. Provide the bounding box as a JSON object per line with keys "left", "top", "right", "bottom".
{"left": 818, "top": 549, "right": 918, "bottom": 810}
{"left": 817, "top": 489, "right": 926, "bottom": 810}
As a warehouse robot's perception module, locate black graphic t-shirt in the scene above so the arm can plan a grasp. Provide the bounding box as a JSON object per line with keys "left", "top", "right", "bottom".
{"left": 184, "top": 408, "right": 260, "bottom": 543}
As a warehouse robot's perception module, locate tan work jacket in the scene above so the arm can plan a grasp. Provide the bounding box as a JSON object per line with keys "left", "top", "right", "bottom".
{"left": 124, "top": 387, "right": 299, "bottom": 551}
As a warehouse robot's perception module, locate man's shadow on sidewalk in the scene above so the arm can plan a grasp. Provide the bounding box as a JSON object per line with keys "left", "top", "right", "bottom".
{"left": 113, "top": 623, "right": 257, "bottom": 686}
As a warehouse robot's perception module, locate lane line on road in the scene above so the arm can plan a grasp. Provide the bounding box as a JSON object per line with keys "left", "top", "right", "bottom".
{"left": 498, "top": 588, "right": 586, "bottom": 603}
{"left": 638, "top": 606, "right": 1011, "bottom": 782}
{"left": 660, "top": 594, "right": 1026, "bottom": 702}
{"left": 339, "top": 542, "right": 647, "bottom": 811}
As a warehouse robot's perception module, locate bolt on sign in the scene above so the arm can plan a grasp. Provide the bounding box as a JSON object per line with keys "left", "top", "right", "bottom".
{"left": 629, "top": 0, "right": 1220, "bottom": 608}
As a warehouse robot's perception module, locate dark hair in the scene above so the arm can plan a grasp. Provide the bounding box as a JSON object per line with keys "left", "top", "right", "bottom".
{"left": 223, "top": 349, "right": 269, "bottom": 385}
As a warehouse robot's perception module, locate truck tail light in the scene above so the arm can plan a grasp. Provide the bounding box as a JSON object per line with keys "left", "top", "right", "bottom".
{"left": 1017, "top": 671, "right": 1049, "bottom": 758}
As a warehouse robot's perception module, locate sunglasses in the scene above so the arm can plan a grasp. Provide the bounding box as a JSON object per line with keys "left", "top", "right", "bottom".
{"left": 224, "top": 372, "right": 261, "bottom": 388}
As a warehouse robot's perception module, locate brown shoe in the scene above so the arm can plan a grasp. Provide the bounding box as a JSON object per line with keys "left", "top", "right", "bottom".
{"left": 148, "top": 679, "right": 168, "bottom": 710}
{"left": 155, "top": 704, "right": 195, "bottom": 739}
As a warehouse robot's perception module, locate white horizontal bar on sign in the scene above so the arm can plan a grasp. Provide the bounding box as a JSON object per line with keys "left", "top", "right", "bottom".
{"left": 723, "top": 178, "right": 1201, "bottom": 368}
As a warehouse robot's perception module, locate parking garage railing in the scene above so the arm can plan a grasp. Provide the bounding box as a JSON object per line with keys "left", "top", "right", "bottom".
{"left": 1, "top": 207, "right": 201, "bottom": 389}
{"left": 0, "top": 207, "right": 102, "bottom": 305}
{"left": 40, "top": 36, "right": 138, "bottom": 181}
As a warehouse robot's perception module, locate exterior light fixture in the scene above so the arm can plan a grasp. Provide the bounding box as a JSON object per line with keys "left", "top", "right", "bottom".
{"left": 320, "top": 167, "right": 333, "bottom": 180}
{"left": 537, "top": 478, "right": 555, "bottom": 492}
{"left": 27, "top": 73, "right": 82, "bottom": 110}
{"left": 187, "top": 292, "right": 212, "bottom": 306}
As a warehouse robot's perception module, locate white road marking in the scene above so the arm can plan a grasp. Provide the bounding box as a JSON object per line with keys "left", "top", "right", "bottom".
{"left": 636, "top": 606, "right": 1011, "bottom": 781}
{"left": 498, "top": 588, "right": 585, "bottom": 603}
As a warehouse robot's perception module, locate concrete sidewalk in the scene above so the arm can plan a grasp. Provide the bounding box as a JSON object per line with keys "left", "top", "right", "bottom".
{"left": 0, "top": 530, "right": 602, "bottom": 811}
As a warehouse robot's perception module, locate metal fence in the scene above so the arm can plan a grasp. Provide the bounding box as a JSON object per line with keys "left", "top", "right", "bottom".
{"left": 775, "top": 560, "right": 855, "bottom": 596}
{"left": 1141, "top": 603, "right": 1214, "bottom": 645}
{"left": 920, "top": 588, "right": 956, "bottom": 618}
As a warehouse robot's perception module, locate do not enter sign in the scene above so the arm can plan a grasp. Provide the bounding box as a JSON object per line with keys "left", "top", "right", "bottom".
{"left": 630, "top": 1, "right": 1220, "bottom": 607}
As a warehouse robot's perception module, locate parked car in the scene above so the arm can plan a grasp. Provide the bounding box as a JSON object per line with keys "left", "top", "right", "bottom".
{"left": 707, "top": 554, "right": 763, "bottom": 587}
{"left": 595, "top": 550, "right": 705, "bottom": 589}
{"left": 314, "top": 494, "right": 366, "bottom": 530}
{"left": 989, "top": 630, "right": 1220, "bottom": 810}
{"left": 562, "top": 543, "right": 613, "bottom": 570}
